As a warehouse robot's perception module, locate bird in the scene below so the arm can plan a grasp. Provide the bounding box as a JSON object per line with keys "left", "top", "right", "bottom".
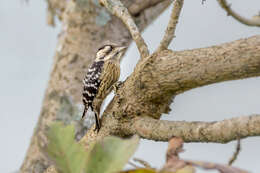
{"left": 82, "top": 44, "right": 126, "bottom": 132}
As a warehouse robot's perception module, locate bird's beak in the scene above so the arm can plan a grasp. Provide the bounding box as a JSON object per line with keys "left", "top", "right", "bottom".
{"left": 118, "top": 46, "right": 127, "bottom": 52}
{"left": 114, "top": 46, "right": 127, "bottom": 61}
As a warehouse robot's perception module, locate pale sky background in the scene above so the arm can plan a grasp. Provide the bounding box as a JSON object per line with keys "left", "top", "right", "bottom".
{"left": 0, "top": 0, "right": 260, "bottom": 173}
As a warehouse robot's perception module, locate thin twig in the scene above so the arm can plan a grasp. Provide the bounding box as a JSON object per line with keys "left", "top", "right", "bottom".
{"left": 157, "top": 0, "right": 184, "bottom": 51}
{"left": 133, "top": 158, "right": 152, "bottom": 168}
{"left": 228, "top": 138, "right": 241, "bottom": 165}
{"left": 100, "top": 0, "right": 149, "bottom": 58}
{"left": 128, "top": 161, "right": 141, "bottom": 168}
{"left": 217, "top": 0, "right": 260, "bottom": 27}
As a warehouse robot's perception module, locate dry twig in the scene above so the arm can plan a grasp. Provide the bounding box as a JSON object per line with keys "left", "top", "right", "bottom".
{"left": 217, "top": 0, "right": 260, "bottom": 27}
{"left": 133, "top": 158, "right": 152, "bottom": 168}
{"left": 228, "top": 138, "right": 241, "bottom": 165}
{"left": 157, "top": 0, "right": 184, "bottom": 51}
{"left": 100, "top": 0, "right": 149, "bottom": 58}
{"left": 128, "top": 161, "right": 141, "bottom": 168}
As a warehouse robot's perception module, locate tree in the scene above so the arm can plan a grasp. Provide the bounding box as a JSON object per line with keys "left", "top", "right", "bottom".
{"left": 20, "top": 0, "right": 260, "bottom": 172}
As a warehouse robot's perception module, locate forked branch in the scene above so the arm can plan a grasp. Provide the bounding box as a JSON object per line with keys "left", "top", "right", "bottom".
{"left": 100, "top": 35, "right": 260, "bottom": 144}
{"left": 217, "top": 0, "right": 260, "bottom": 27}
{"left": 157, "top": 0, "right": 184, "bottom": 51}
{"left": 98, "top": 35, "right": 260, "bottom": 122}
{"left": 100, "top": 0, "right": 149, "bottom": 58}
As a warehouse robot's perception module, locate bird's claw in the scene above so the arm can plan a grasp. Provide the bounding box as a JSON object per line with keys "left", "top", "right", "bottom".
{"left": 94, "top": 115, "right": 101, "bottom": 132}
{"left": 113, "top": 81, "right": 123, "bottom": 93}
{"left": 94, "top": 124, "right": 100, "bottom": 132}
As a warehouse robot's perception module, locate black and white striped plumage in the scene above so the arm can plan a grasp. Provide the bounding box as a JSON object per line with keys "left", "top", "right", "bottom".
{"left": 82, "top": 60, "right": 104, "bottom": 110}
{"left": 82, "top": 44, "right": 126, "bottom": 131}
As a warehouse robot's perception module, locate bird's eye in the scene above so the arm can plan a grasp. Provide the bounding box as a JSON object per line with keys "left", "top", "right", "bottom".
{"left": 98, "top": 45, "right": 113, "bottom": 51}
{"left": 98, "top": 46, "right": 105, "bottom": 51}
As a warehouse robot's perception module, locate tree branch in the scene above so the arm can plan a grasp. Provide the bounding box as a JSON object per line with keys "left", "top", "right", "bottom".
{"left": 157, "top": 0, "right": 184, "bottom": 51}
{"left": 109, "top": 35, "right": 260, "bottom": 120}
{"left": 125, "top": 115, "right": 260, "bottom": 143}
{"left": 81, "top": 35, "right": 259, "bottom": 173}
{"left": 152, "top": 35, "right": 260, "bottom": 95}
{"left": 217, "top": 0, "right": 260, "bottom": 27}
{"left": 87, "top": 35, "right": 260, "bottom": 145}
{"left": 228, "top": 138, "right": 241, "bottom": 165}
{"left": 100, "top": 0, "right": 150, "bottom": 58}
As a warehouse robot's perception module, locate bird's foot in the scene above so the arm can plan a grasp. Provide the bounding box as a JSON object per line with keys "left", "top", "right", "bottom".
{"left": 94, "top": 124, "right": 100, "bottom": 132}
{"left": 94, "top": 116, "right": 101, "bottom": 132}
{"left": 113, "top": 81, "right": 123, "bottom": 93}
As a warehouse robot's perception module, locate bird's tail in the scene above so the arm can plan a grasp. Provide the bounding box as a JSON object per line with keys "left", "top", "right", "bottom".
{"left": 82, "top": 106, "right": 87, "bottom": 119}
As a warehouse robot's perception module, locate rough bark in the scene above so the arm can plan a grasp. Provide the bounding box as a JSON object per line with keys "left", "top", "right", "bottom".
{"left": 157, "top": 0, "right": 184, "bottom": 51}
{"left": 102, "top": 35, "right": 260, "bottom": 122}
{"left": 20, "top": 0, "right": 171, "bottom": 172}
{"left": 124, "top": 115, "right": 260, "bottom": 143}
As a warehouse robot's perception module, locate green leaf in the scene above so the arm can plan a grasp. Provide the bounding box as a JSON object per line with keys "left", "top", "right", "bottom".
{"left": 85, "top": 135, "right": 140, "bottom": 173}
{"left": 46, "top": 122, "right": 88, "bottom": 173}
{"left": 46, "top": 123, "right": 139, "bottom": 173}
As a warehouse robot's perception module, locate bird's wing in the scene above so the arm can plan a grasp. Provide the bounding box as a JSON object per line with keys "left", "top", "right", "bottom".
{"left": 82, "top": 61, "right": 104, "bottom": 114}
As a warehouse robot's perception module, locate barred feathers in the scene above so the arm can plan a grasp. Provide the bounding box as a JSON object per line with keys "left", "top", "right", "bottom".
{"left": 82, "top": 60, "right": 104, "bottom": 111}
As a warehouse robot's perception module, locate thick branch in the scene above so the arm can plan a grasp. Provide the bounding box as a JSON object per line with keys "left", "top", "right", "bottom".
{"left": 157, "top": 0, "right": 184, "bottom": 51}
{"left": 125, "top": 115, "right": 260, "bottom": 143}
{"left": 152, "top": 35, "right": 260, "bottom": 96}
{"left": 100, "top": 0, "right": 149, "bottom": 58}
{"left": 110, "top": 35, "right": 260, "bottom": 120}
{"left": 217, "top": 0, "right": 260, "bottom": 27}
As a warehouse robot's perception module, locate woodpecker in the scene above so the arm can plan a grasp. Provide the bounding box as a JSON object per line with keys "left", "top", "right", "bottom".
{"left": 82, "top": 44, "right": 126, "bottom": 132}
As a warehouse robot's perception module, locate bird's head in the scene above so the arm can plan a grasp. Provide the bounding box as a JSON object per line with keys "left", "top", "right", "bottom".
{"left": 95, "top": 44, "right": 127, "bottom": 62}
